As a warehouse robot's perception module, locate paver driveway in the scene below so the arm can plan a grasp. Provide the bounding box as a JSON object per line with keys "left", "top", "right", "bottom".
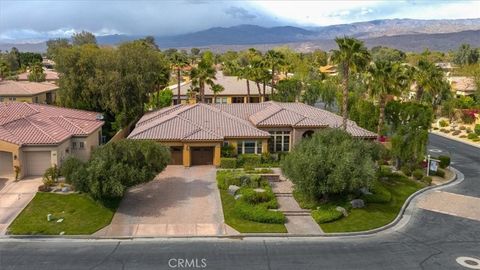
{"left": 100, "top": 166, "right": 227, "bottom": 237}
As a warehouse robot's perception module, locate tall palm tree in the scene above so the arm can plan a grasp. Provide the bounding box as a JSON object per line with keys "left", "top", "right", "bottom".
{"left": 190, "top": 52, "right": 216, "bottom": 103}
{"left": 367, "top": 61, "right": 409, "bottom": 140}
{"left": 211, "top": 83, "right": 225, "bottom": 104}
{"left": 169, "top": 52, "right": 189, "bottom": 104}
{"left": 414, "top": 59, "right": 448, "bottom": 105}
{"left": 331, "top": 37, "right": 371, "bottom": 130}
{"left": 264, "top": 50, "right": 285, "bottom": 95}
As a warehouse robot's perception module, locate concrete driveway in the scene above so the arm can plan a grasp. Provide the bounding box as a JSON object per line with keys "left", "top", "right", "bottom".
{"left": 0, "top": 177, "right": 41, "bottom": 235}
{"left": 99, "top": 166, "right": 227, "bottom": 237}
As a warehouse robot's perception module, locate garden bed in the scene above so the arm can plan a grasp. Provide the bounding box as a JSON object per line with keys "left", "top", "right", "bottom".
{"left": 8, "top": 193, "right": 120, "bottom": 235}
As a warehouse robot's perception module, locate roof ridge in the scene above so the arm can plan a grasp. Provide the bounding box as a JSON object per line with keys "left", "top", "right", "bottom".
{"left": 24, "top": 116, "right": 59, "bottom": 143}
{"left": 251, "top": 103, "right": 283, "bottom": 126}
{"left": 0, "top": 102, "right": 38, "bottom": 126}
{"left": 129, "top": 114, "right": 180, "bottom": 139}
{"left": 54, "top": 115, "right": 87, "bottom": 133}
{"left": 176, "top": 112, "right": 223, "bottom": 139}
{"left": 202, "top": 103, "right": 269, "bottom": 134}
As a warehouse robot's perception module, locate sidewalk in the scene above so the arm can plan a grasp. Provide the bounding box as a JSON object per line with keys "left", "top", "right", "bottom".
{"left": 0, "top": 178, "right": 41, "bottom": 235}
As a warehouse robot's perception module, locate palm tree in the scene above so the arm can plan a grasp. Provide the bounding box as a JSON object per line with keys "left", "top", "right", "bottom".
{"left": 211, "top": 83, "right": 225, "bottom": 103}
{"left": 264, "top": 50, "right": 285, "bottom": 95}
{"left": 190, "top": 52, "right": 216, "bottom": 103}
{"left": 367, "top": 61, "right": 409, "bottom": 140}
{"left": 169, "top": 52, "right": 189, "bottom": 104}
{"left": 414, "top": 60, "right": 448, "bottom": 105}
{"left": 331, "top": 36, "right": 371, "bottom": 130}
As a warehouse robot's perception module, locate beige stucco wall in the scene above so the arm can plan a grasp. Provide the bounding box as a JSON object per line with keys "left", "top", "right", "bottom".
{"left": 71, "top": 128, "right": 101, "bottom": 162}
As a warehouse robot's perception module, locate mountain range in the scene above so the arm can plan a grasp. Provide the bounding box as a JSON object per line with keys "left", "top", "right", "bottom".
{"left": 1, "top": 18, "right": 479, "bottom": 53}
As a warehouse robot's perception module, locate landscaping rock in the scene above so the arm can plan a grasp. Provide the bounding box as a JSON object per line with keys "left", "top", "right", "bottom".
{"left": 61, "top": 186, "right": 70, "bottom": 193}
{"left": 234, "top": 194, "right": 243, "bottom": 200}
{"left": 360, "top": 187, "right": 372, "bottom": 195}
{"left": 57, "top": 218, "right": 64, "bottom": 223}
{"left": 228, "top": 185, "right": 240, "bottom": 196}
{"left": 335, "top": 206, "right": 348, "bottom": 217}
{"left": 351, "top": 199, "right": 365, "bottom": 208}
{"left": 253, "top": 188, "right": 265, "bottom": 193}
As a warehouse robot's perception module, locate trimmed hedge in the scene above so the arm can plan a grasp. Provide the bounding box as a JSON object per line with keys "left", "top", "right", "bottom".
{"left": 362, "top": 181, "right": 392, "bottom": 203}
{"left": 240, "top": 188, "right": 275, "bottom": 204}
{"left": 234, "top": 201, "right": 286, "bottom": 224}
{"left": 220, "top": 158, "right": 237, "bottom": 169}
{"left": 438, "top": 156, "right": 450, "bottom": 169}
{"left": 238, "top": 154, "right": 261, "bottom": 167}
{"left": 311, "top": 207, "right": 344, "bottom": 224}
{"left": 421, "top": 176, "right": 432, "bottom": 185}
{"left": 475, "top": 124, "right": 480, "bottom": 135}
{"left": 412, "top": 169, "right": 424, "bottom": 180}
{"left": 434, "top": 169, "right": 445, "bottom": 178}
{"left": 216, "top": 171, "right": 263, "bottom": 190}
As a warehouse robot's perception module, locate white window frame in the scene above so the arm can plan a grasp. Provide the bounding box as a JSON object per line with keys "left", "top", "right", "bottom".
{"left": 269, "top": 131, "right": 290, "bottom": 152}
{"left": 237, "top": 140, "right": 262, "bottom": 154}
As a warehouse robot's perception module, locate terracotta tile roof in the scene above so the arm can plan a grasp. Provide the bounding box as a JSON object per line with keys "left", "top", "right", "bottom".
{"left": 168, "top": 72, "right": 272, "bottom": 96}
{"left": 17, "top": 69, "right": 59, "bottom": 81}
{"left": 0, "top": 80, "right": 58, "bottom": 96}
{"left": 0, "top": 102, "right": 104, "bottom": 145}
{"left": 448, "top": 76, "right": 476, "bottom": 92}
{"left": 129, "top": 102, "right": 376, "bottom": 141}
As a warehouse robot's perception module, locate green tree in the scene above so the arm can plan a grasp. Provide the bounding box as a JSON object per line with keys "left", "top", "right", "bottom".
{"left": 0, "top": 60, "right": 9, "bottom": 80}
{"left": 72, "top": 31, "right": 97, "bottom": 46}
{"left": 211, "top": 83, "right": 225, "bottom": 103}
{"left": 264, "top": 50, "right": 285, "bottom": 95}
{"left": 27, "top": 62, "right": 46, "bottom": 82}
{"left": 169, "top": 51, "right": 189, "bottom": 103}
{"left": 454, "top": 44, "right": 479, "bottom": 66}
{"left": 146, "top": 89, "right": 173, "bottom": 110}
{"left": 190, "top": 47, "right": 201, "bottom": 64}
{"left": 331, "top": 37, "right": 371, "bottom": 130}
{"left": 414, "top": 59, "right": 450, "bottom": 105}
{"left": 190, "top": 51, "right": 216, "bottom": 103}
{"left": 272, "top": 79, "right": 302, "bottom": 102}
{"left": 46, "top": 38, "right": 71, "bottom": 60}
{"left": 281, "top": 129, "right": 376, "bottom": 201}
{"left": 370, "top": 46, "right": 406, "bottom": 63}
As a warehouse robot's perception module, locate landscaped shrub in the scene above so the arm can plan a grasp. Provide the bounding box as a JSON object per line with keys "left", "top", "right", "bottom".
{"left": 362, "top": 181, "right": 392, "bottom": 203}
{"left": 238, "top": 154, "right": 261, "bottom": 167}
{"left": 438, "top": 155, "right": 451, "bottom": 169}
{"left": 438, "top": 120, "right": 449, "bottom": 127}
{"left": 468, "top": 133, "right": 479, "bottom": 140}
{"left": 412, "top": 169, "right": 424, "bottom": 180}
{"left": 460, "top": 135, "right": 467, "bottom": 138}
{"left": 217, "top": 170, "right": 242, "bottom": 190}
{"left": 42, "top": 165, "right": 60, "bottom": 187}
{"left": 234, "top": 201, "right": 285, "bottom": 224}
{"left": 311, "top": 207, "right": 344, "bottom": 224}
{"left": 240, "top": 188, "right": 275, "bottom": 204}
{"left": 461, "top": 111, "right": 476, "bottom": 124}
{"left": 440, "top": 128, "right": 448, "bottom": 133}
{"left": 434, "top": 169, "right": 445, "bottom": 178}
{"left": 452, "top": 130, "right": 461, "bottom": 136}
{"left": 239, "top": 174, "right": 262, "bottom": 188}
{"left": 220, "top": 158, "right": 237, "bottom": 169}
{"left": 466, "top": 127, "right": 473, "bottom": 133}
{"left": 221, "top": 144, "right": 236, "bottom": 158}
{"left": 261, "top": 152, "right": 274, "bottom": 163}
{"left": 421, "top": 176, "right": 432, "bottom": 185}
{"left": 60, "top": 157, "right": 85, "bottom": 183}
{"left": 459, "top": 126, "right": 466, "bottom": 130}
{"left": 475, "top": 124, "right": 480, "bottom": 135}
{"left": 401, "top": 166, "right": 412, "bottom": 176}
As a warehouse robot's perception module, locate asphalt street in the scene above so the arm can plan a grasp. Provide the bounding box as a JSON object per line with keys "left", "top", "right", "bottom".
{"left": 0, "top": 134, "right": 478, "bottom": 270}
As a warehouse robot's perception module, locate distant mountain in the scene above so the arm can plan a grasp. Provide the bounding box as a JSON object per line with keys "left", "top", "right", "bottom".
{"left": 1, "top": 18, "right": 479, "bottom": 52}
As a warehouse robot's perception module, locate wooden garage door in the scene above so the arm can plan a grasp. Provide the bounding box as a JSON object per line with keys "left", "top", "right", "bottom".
{"left": 0, "top": 151, "right": 13, "bottom": 176}
{"left": 191, "top": 147, "right": 214, "bottom": 166}
{"left": 170, "top": 146, "right": 183, "bottom": 165}
{"left": 25, "top": 151, "right": 51, "bottom": 176}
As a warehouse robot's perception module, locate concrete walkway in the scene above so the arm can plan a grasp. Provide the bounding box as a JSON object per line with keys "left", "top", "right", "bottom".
{"left": 270, "top": 178, "right": 323, "bottom": 234}
{"left": 0, "top": 177, "right": 41, "bottom": 235}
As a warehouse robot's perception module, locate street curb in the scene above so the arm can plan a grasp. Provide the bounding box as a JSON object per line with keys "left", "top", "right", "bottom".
{"left": 1, "top": 167, "right": 462, "bottom": 241}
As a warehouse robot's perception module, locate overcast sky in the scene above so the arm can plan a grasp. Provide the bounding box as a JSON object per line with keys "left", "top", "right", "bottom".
{"left": 0, "top": 0, "right": 479, "bottom": 42}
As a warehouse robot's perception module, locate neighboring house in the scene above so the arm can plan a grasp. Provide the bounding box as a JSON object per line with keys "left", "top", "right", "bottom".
{"left": 448, "top": 76, "right": 477, "bottom": 97}
{"left": 168, "top": 72, "right": 272, "bottom": 105}
{"left": 17, "top": 68, "right": 59, "bottom": 82}
{"left": 128, "top": 101, "right": 376, "bottom": 167}
{"left": 0, "top": 80, "right": 58, "bottom": 104}
{"left": 0, "top": 102, "right": 104, "bottom": 179}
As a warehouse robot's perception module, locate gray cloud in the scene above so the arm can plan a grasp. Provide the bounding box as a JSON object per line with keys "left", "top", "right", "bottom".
{"left": 225, "top": 6, "right": 257, "bottom": 20}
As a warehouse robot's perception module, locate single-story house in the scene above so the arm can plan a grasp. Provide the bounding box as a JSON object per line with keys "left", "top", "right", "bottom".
{"left": 0, "top": 102, "right": 104, "bottom": 178}
{"left": 448, "top": 76, "right": 476, "bottom": 97}
{"left": 0, "top": 80, "right": 58, "bottom": 104}
{"left": 17, "top": 68, "right": 59, "bottom": 82}
{"left": 128, "top": 101, "right": 376, "bottom": 167}
{"left": 168, "top": 72, "right": 272, "bottom": 105}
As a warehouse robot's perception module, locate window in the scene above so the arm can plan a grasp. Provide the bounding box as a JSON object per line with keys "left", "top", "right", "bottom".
{"left": 237, "top": 141, "right": 262, "bottom": 154}
{"left": 204, "top": 98, "right": 213, "bottom": 103}
{"left": 268, "top": 131, "right": 290, "bottom": 152}
{"left": 72, "top": 142, "right": 77, "bottom": 150}
{"left": 0, "top": 97, "right": 3, "bottom": 102}
{"left": 231, "top": 97, "right": 244, "bottom": 103}
{"left": 79, "top": 142, "right": 85, "bottom": 150}
{"left": 34, "top": 96, "right": 39, "bottom": 103}
{"left": 215, "top": 97, "right": 228, "bottom": 104}
{"left": 8, "top": 97, "right": 16, "bottom": 101}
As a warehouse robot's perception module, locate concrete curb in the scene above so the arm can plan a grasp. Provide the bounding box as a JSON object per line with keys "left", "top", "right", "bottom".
{"left": 1, "top": 167, "right": 462, "bottom": 241}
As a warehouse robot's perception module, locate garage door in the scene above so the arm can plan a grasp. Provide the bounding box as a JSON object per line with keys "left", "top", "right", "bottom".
{"left": 191, "top": 147, "right": 214, "bottom": 166}
{"left": 0, "top": 151, "right": 13, "bottom": 177}
{"left": 170, "top": 146, "right": 183, "bottom": 165}
{"left": 24, "top": 151, "right": 51, "bottom": 176}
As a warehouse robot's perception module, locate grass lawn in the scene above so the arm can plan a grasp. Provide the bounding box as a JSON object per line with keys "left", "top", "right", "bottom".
{"left": 220, "top": 190, "right": 287, "bottom": 233}
{"left": 320, "top": 176, "right": 425, "bottom": 233}
{"left": 8, "top": 193, "right": 120, "bottom": 235}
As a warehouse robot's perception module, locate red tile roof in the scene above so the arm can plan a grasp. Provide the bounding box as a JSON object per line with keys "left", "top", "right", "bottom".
{"left": 0, "top": 80, "right": 58, "bottom": 96}
{"left": 0, "top": 102, "right": 104, "bottom": 145}
{"left": 129, "top": 102, "right": 376, "bottom": 141}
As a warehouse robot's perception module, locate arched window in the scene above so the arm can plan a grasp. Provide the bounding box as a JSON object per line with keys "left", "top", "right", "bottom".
{"left": 302, "top": 130, "right": 315, "bottom": 138}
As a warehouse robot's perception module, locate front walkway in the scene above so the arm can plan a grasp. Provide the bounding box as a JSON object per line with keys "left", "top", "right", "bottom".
{"left": 270, "top": 170, "right": 323, "bottom": 234}
{"left": 0, "top": 177, "right": 41, "bottom": 235}
{"left": 97, "top": 166, "right": 227, "bottom": 237}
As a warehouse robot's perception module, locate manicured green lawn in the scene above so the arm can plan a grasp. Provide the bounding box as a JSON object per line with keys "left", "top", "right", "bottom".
{"left": 9, "top": 193, "right": 120, "bottom": 235}
{"left": 320, "top": 176, "right": 425, "bottom": 233}
{"left": 220, "top": 190, "right": 287, "bottom": 233}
